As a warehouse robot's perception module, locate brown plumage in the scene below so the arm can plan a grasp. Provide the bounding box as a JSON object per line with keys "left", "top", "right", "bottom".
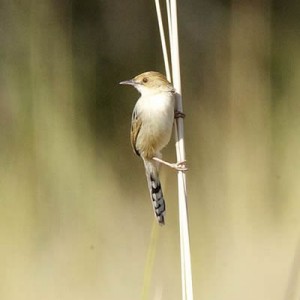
{"left": 120, "top": 71, "right": 175, "bottom": 225}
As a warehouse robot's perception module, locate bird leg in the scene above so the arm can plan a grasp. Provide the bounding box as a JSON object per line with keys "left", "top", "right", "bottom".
{"left": 152, "top": 157, "right": 188, "bottom": 171}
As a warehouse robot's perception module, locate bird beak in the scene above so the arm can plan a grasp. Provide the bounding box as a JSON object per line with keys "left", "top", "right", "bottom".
{"left": 119, "top": 79, "right": 136, "bottom": 86}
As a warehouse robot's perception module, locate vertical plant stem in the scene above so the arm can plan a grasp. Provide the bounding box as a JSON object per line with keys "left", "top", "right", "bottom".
{"left": 154, "top": 0, "right": 171, "bottom": 81}
{"left": 141, "top": 222, "right": 159, "bottom": 300}
{"left": 156, "top": 0, "right": 194, "bottom": 299}
{"left": 169, "top": 1, "right": 193, "bottom": 299}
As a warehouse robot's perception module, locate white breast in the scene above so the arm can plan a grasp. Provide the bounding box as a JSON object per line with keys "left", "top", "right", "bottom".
{"left": 134, "top": 91, "right": 175, "bottom": 157}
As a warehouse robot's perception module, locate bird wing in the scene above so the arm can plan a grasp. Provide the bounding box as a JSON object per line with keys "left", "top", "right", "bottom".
{"left": 130, "top": 109, "right": 142, "bottom": 156}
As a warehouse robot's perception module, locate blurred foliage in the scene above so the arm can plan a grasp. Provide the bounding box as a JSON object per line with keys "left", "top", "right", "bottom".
{"left": 0, "top": 0, "right": 300, "bottom": 299}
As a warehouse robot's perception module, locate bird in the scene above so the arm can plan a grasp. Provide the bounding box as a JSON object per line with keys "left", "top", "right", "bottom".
{"left": 120, "top": 71, "right": 186, "bottom": 225}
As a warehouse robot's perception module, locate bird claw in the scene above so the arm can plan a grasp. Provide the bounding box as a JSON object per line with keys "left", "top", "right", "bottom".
{"left": 173, "top": 160, "right": 188, "bottom": 172}
{"left": 152, "top": 157, "right": 188, "bottom": 172}
{"left": 174, "top": 110, "right": 185, "bottom": 119}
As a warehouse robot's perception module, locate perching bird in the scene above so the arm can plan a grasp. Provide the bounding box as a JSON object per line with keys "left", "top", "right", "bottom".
{"left": 120, "top": 71, "right": 186, "bottom": 225}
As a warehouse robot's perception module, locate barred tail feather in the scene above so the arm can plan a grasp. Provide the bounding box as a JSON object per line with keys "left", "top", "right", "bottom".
{"left": 143, "top": 159, "right": 166, "bottom": 225}
{"left": 149, "top": 174, "right": 165, "bottom": 225}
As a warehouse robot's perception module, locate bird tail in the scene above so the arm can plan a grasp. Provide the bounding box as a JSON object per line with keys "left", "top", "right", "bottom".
{"left": 143, "top": 158, "right": 166, "bottom": 225}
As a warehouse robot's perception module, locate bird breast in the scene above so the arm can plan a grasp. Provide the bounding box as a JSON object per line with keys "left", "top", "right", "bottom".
{"left": 135, "top": 92, "right": 175, "bottom": 158}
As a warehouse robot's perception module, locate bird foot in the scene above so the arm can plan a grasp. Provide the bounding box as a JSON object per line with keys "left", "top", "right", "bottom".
{"left": 174, "top": 160, "right": 188, "bottom": 171}
{"left": 174, "top": 110, "right": 185, "bottom": 119}
{"left": 152, "top": 157, "right": 188, "bottom": 172}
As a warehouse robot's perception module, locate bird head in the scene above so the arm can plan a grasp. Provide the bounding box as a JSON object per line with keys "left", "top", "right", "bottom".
{"left": 120, "top": 71, "right": 175, "bottom": 96}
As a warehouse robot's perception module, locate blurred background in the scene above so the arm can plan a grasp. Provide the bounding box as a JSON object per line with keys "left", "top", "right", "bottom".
{"left": 0, "top": 0, "right": 300, "bottom": 299}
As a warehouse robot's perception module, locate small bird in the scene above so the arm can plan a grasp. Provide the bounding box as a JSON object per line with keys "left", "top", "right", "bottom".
{"left": 120, "top": 71, "right": 186, "bottom": 225}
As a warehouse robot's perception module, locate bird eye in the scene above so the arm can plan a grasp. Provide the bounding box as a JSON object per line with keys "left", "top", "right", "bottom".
{"left": 142, "top": 77, "right": 148, "bottom": 83}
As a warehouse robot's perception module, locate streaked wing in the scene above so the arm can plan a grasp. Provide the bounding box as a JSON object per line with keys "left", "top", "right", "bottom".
{"left": 130, "top": 109, "right": 142, "bottom": 156}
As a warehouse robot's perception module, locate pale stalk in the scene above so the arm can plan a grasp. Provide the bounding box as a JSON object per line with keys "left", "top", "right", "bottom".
{"left": 169, "top": 1, "right": 194, "bottom": 299}
{"left": 166, "top": 0, "right": 173, "bottom": 55}
{"left": 154, "top": 0, "right": 171, "bottom": 81}
{"left": 156, "top": 1, "right": 194, "bottom": 299}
